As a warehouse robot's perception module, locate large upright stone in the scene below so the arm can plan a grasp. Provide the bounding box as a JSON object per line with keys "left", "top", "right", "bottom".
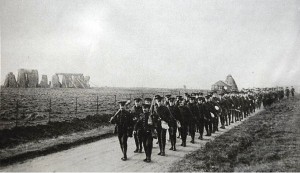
{"left": 40, "top": 75, "right": 49, "bottom": 88}
{"left": 51, "top": 74, "right": 61, "bottom": 88}
{"left": 3, "top": 72, "right": 18, "bottom": 88}
{"left": 17, "top": 69, "right": 28, "bottom": 88}
{"left": 27, "top": 70, "right": 39, "bottom": 88}
{"left": 225, "top": 74, "right": 238, "bottom": 91}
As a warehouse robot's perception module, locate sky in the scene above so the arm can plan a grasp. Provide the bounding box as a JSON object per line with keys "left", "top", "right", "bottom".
{"left": 1, "top": 0, "right": 300, "bottom": 89}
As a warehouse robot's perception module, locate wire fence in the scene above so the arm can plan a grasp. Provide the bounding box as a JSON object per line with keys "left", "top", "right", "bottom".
{"left": 1, "top": 89, "right": 203, "bottom": 130}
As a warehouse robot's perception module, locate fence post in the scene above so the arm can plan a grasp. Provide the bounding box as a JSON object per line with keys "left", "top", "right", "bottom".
{"left": 75, "top": 97, "right": 78, "bottom": 115}
{"left": 114, "top": 95, "right": 117, "bottom": 103}
{"left": 96, "top": 96, "right": 99, "bottom": 115}
{"left": 15, "top": 100, "right": 19, "bottom": 127}
{"left": 49, "top": 98, "right": 51, "bottom": 123}
{"left": 179, "top": 91, "right": 180, "bottom": 96}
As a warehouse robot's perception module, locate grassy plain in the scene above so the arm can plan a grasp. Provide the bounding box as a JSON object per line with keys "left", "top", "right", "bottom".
{"left": 170, "top": 95, "right": 300, "bottom": 172}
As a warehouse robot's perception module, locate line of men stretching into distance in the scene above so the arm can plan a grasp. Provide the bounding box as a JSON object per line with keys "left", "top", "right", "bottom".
{"left": 110, "top": 87, "right": 295, "bottom": 162}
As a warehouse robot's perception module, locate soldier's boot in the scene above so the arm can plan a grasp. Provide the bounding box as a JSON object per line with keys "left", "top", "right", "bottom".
{"left": 169, "top": 141, "right": 174, "bottom": 150}
{"left": 220, "top": 125, "right": 225, "bottom": 129}
{"left": 145, "top": 157, "right": 151, "bottom": 163}
{"left": 121, "top": 154, "right": 127, "bottom": 161}
{"left": 173, "top": 145, "right": 177, "bottom": 151}
{"left": 121, "top": 157, "right": 127, "bottom": 161}
{"left": 161, "top": 147, "right": 165, "bottom": 156}
{"left": 198, "top": 135, "right": 203, "bottom": 140}
{"left": 190, "top": 134, "right": 195, "bottom": 143}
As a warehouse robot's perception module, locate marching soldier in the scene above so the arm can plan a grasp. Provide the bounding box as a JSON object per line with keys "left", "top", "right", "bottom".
{"left": 204, "top": 95, "right": 213, "bottom": 136}
{"left": 196, "top": 97, "right": 206, "bottom": 139}
{"left": 110, "top": 101, "right": 133, "bottom": 161}
{"left": 178, "top": 98, "right": 191, "bottom": 146}
{"left": 219, "top": 93, "right": 227, "bottom": 129}
{"left": 211, "top": 94, "right": 220, "bottom": 133}
{"left": 136, "top": 103, "right": 154, "bottom": 162}
{"left": 153, "top": 95, "right": 171, "bottom": 156}
{"left": 285, "top": 87, "right": 290, "bottom": 98}
{"left": 291, "top": 86, "right": 295, "bottom": 97}
{"left": 167, "top": 97, "right": 180, "bottom": 151}
{"left": 175, "top": 95, "right": 183, "bottom": 139}
{"left": 187, "top": 96, "right": 198, "bottom": 143}
{"left": 131, "top": 98, "right": 143, "bottom": 153}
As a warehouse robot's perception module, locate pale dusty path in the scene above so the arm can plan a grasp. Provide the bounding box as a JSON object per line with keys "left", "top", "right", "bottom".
{"left": 0, "top": 110, "right": 262, "bottom": 172}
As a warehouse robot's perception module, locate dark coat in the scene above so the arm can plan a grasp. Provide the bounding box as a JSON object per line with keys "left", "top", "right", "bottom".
{"left": 110, "top": 109, "right": 133, "bottom": 135}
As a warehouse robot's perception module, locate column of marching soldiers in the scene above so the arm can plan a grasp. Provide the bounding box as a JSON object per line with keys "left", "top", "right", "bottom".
{"left": 110, "top": 86, "right": 295, "bottom": 162}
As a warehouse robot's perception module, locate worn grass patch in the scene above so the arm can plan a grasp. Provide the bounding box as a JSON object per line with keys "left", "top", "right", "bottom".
{"left": 0, "top": 114, "right": 111, "bottom": 149}
{"left": 170, "top": 96, "right": 300, "bottom": 172}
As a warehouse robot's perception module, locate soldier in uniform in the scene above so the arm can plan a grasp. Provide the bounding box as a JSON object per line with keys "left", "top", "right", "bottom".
{"left": 153, "top": 95, "right": 171, "bottom": 156}
{"left": 211, "top": 94, "right": 220, "bottom": 133}
{"left": 136, "top": 103, "right": 154, "bottom": 162}
{"left": 175, "top": 95, "right": 183, "bottom": 139}
{"left": 178, "top": 98, "right": 191, "bottom": 146}
{"left": 219, "top": 93, "right": 227, "bottom": 129}
{"left": 187, "top": 96, "right": 198, "bottom": 143}
{"left": 285, "top": 87, "right": 290, "bottom": 98}
{"left": 167, "top": 97, "right": 180, "bottom": 151}
{"left": 131, "top": 98, "right": 143, "bottom": 153}
{"left": 110, "top": 101, "right": 133, "bottom": 161}
{"left": 291, "top": 86, "right": 295, "bottom": 97}
{"left": 204, "top": 95, "right": 213, "bottom": 136}
{"left": 196, "top": 97, "right": 206, "bottom": 139}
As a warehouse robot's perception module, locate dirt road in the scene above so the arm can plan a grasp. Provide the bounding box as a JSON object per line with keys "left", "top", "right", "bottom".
{"left": 0, "top": 110, "right": 262, "bottom": 172}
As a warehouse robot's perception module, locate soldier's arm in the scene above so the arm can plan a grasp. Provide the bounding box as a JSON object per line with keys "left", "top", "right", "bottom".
{"left": 110, "top": 111, "right": 120, "bottom": 124}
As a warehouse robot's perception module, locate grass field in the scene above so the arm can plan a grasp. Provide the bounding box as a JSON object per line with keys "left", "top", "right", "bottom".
{"left": 0, "top": 87, "right": 203, "bottom": 129}
{"left": 170, "top": 95, "right": 300, "bottom": 172}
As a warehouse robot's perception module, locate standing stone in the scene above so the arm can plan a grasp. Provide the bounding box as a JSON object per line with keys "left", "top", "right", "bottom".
{"left": 27, "top": 70, "right": 39, "bottom": 88}
{"left": 17, "top": 69, "right": 28, "bottom": 88}
{"left": 40, "top": 75, "right": 49, "bottom": 88}
{"left": 51, "top": 74, "right": 61, "bottom": 88}
{"left": 4, "top": 72, "right": 18, "bottom": 88}
{"left": 225, "top": 74, "right": 238, "bottom": 91}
